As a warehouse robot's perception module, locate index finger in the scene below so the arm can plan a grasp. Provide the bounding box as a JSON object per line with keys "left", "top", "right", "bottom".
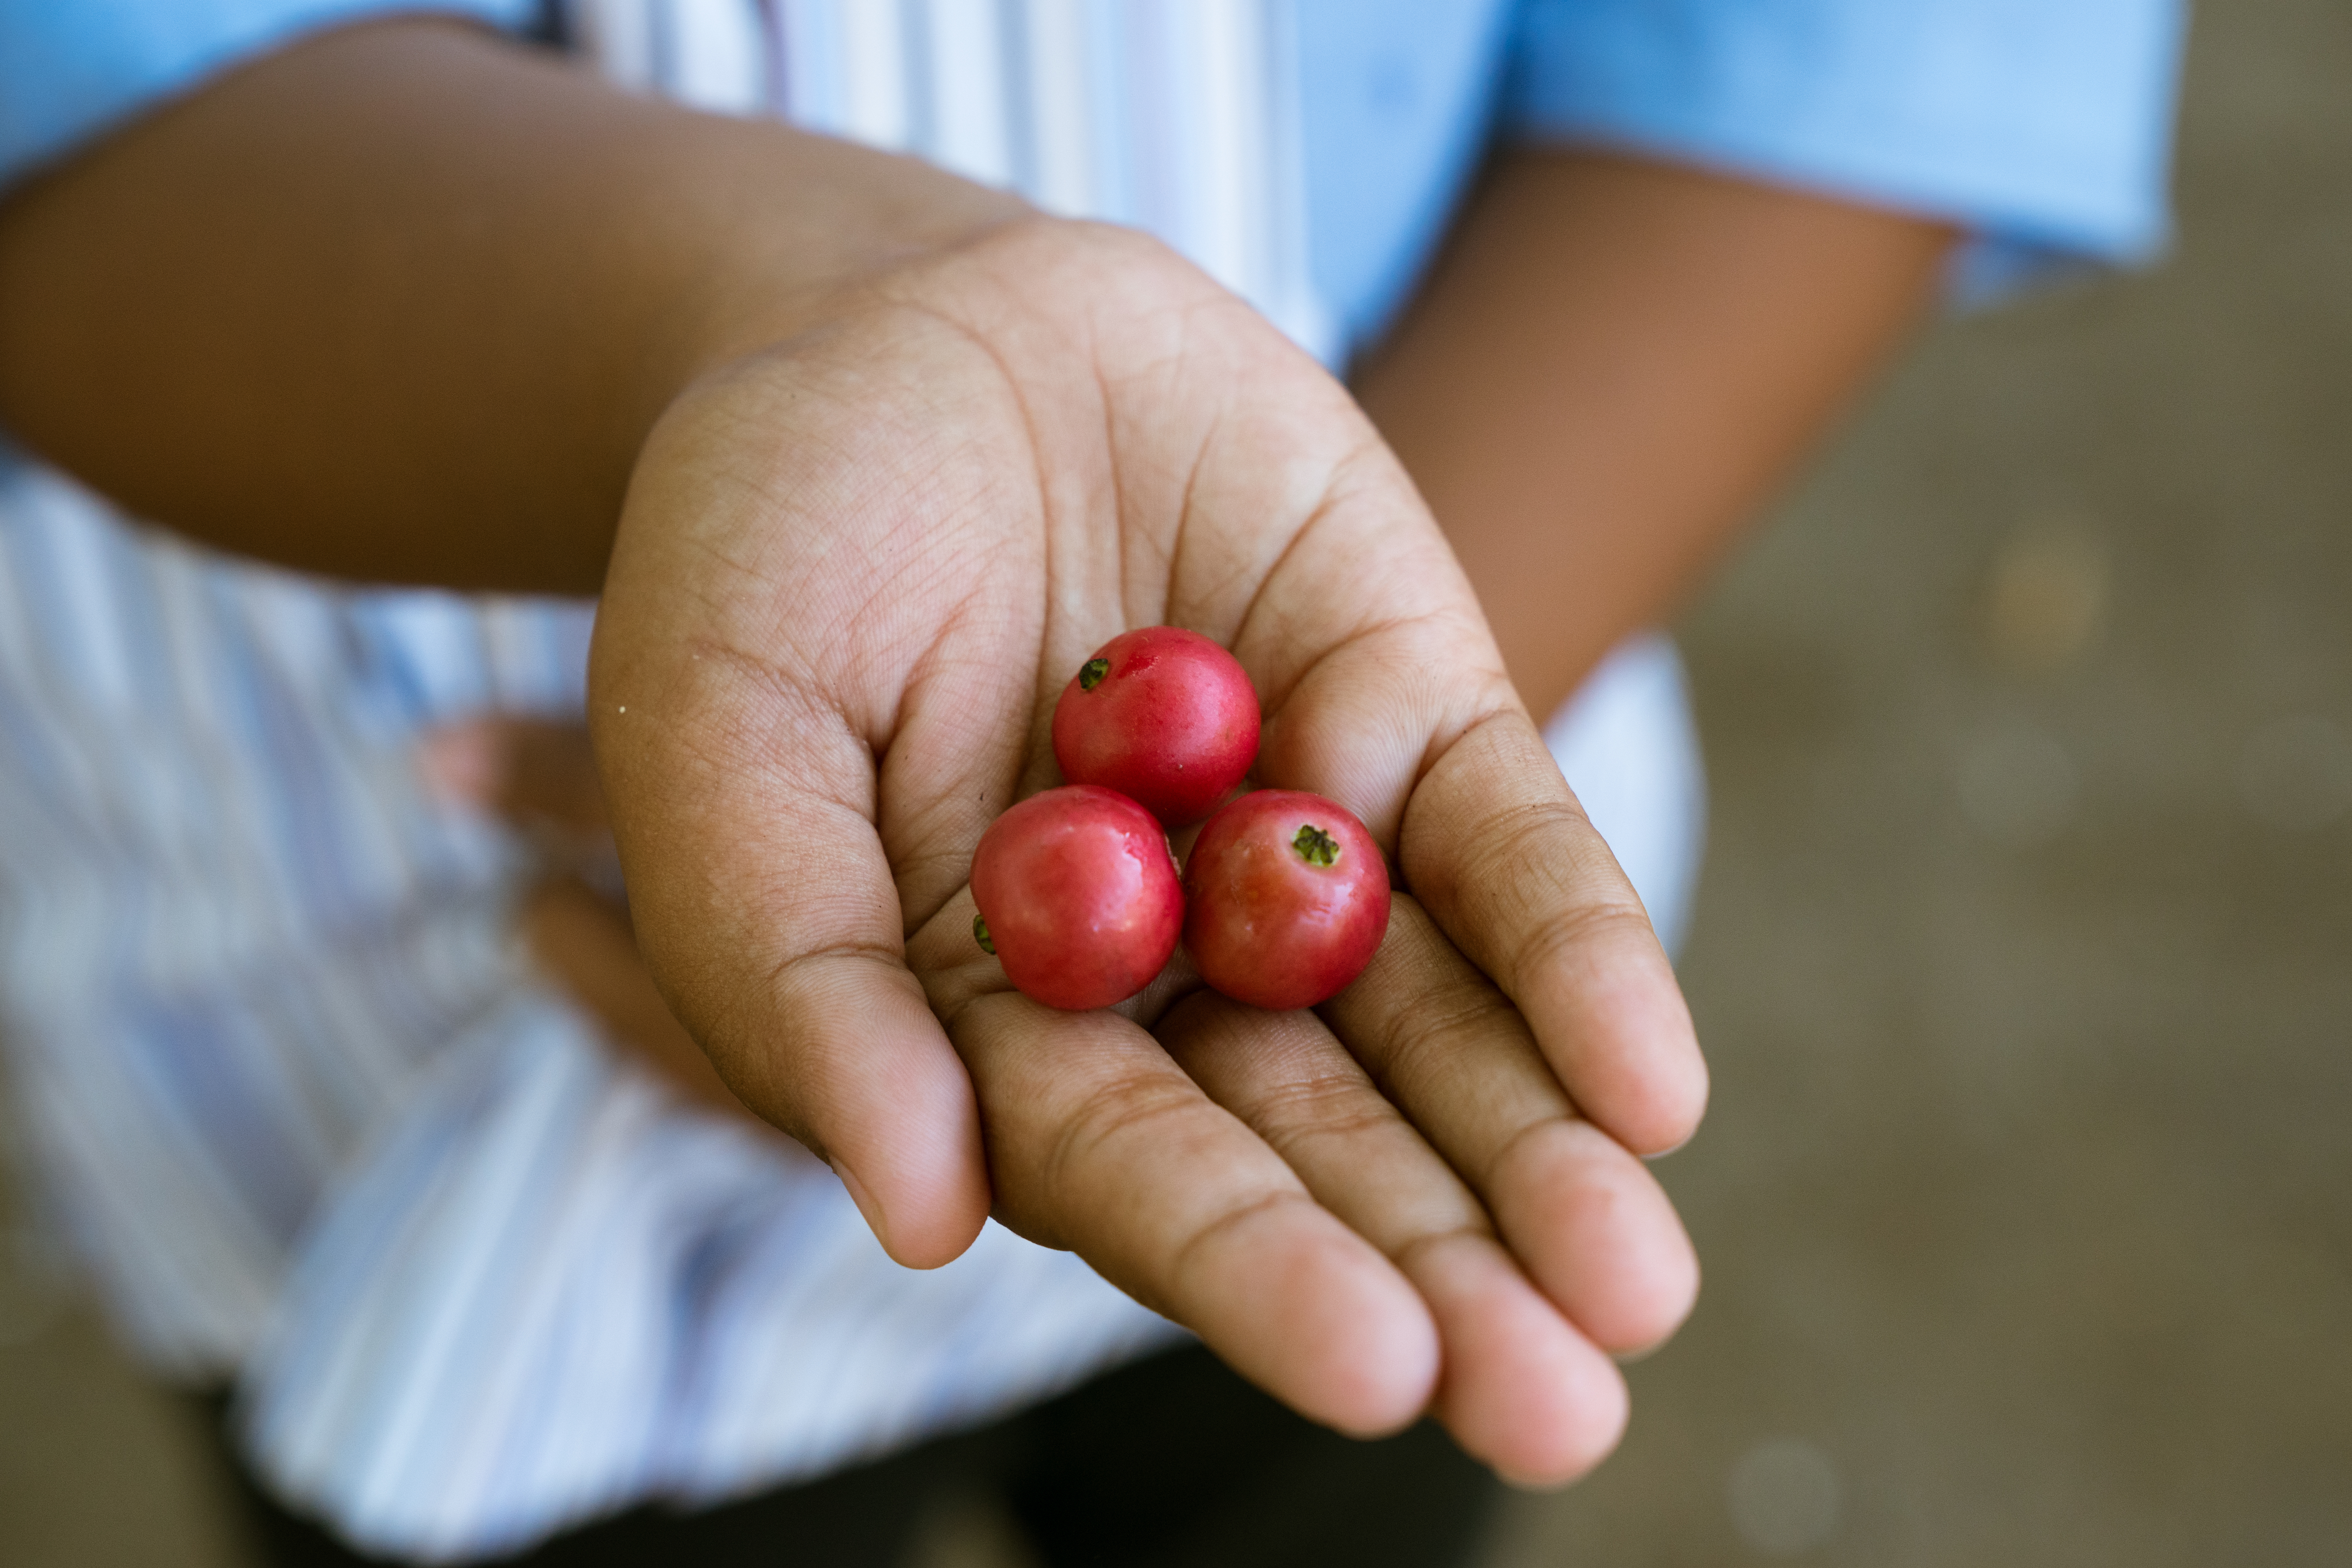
{"left": 1165, "top": 419, "right": 1706, "bottom": 1155}
{"left": 1398, "top": 707, "right": 1707, "bottom": 1155}
{"left": 942, "top": 988, "right": 1442, "bottom": 1438}
{"left": 1242, "top": 595, "right": 1706, "bottom": 1156}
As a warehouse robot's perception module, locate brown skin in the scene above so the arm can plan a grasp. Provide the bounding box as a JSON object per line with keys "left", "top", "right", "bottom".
{"left": 497, "top": 159, "right": 1951, "bottom": 1119}
{"left": 1357, "top": 149, "right": 1956, "bottom": 720}
{"left": 0, "top": 19, "right": 1018, "bottom": 589}
{"left": 480, "top": 149, "right": 1949, "bottom": 1470}
{"left": 0, "top": 16, "right": 1946, "bottom": 1482}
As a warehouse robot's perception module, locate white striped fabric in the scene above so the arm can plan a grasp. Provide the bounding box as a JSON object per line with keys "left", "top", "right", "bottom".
{"left": 564, "top": 0, "right": 1336, "bottom": 356}
{"left": 249, "top": 1000, "right": 1176, "bottom": 1556}
{"left": 0, "top": 5, "right": 1702, "bottom": 1559}
{"left": 0, "top": 462, "right": 1177, "bottom": 1559}
{"left": 0, "top": 465, "right": 587, "bottom": 1382}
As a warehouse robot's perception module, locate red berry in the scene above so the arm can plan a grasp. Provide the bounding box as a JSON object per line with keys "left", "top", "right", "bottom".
{"left": 970, "top": 785, "right": 1185, "bottom": 1011}
{"left": 1051, "top": 626, "right": 1260, "bottom": 828}
{"left": 1182, "top": 790, "right": 1390, "bottom": 1010}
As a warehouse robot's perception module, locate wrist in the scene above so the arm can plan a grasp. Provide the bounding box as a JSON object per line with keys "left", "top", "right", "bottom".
{"left": 642, "top": 126, "right": 1031, "bottom": 426}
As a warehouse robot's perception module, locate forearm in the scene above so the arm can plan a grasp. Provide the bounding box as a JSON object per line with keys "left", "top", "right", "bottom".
{"left": 1354, "top": 149, "right": 1955, "bottom": 720}
{"left": 0, "top": 17, "right": 1019, "bottom": 593}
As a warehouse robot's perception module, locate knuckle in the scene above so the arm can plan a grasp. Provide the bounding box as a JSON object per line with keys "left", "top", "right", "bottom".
{"left": 1483, "top": 1113, "right": 1625, "bottom": 1208}
{"left": 1479, "top": 799, "right": 1598, "bottom": 888}
{"left": 1507, "top": 898, "right": 1654, "bottom": 995}
{"left": 1364, "top": 978, "right": 1518, "bottom": 1108}
{"left": 1038, "top": 1074, "right": 1202, "bottom": 1208}
{"left": 1484, "top": 1113, "right": 1570, "bottom": 1195}
{"left": 1250, "top": 1074, "right": 1401, "bottom": 1155}
{"left": 1389, "top": 1221, "right": 1500, "bottom": 1281}
{"left": 1425, "top": 795, "right": 1583, "bottom": 918}
{"left": 1167, "top": 1187, "right": 1314, "bottom": 1290}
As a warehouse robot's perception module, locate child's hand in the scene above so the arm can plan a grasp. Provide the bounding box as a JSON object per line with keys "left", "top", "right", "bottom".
{"left": 591, "top": 218, "right": 1706, "bottom": 1483}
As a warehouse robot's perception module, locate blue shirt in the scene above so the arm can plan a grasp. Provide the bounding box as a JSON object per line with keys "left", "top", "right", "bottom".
{"left": 0, "top": 1, "right": 2187, "bottom": 1556}
{"left": 2, "top": 0, "right": 2188, "bottom": 355}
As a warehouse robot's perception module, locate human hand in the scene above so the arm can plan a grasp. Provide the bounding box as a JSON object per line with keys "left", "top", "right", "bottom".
{"left": 589, "top": 218, "right": 1707, "bottom": 1482}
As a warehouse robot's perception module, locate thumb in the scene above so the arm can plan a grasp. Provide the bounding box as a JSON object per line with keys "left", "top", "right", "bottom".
{"left": 589, "top": 669, "right": 992, "bottom": 1270}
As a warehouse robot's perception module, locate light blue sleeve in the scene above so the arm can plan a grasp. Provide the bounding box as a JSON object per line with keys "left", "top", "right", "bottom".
{"left": 1294, "top": 0, "right": 1522, "bottom": 364}
{"left": 1500, "top": 0, "right": 2189, "bottom": 302}
{"left": 0, "top": 0, "right": 539, "bottom": 195}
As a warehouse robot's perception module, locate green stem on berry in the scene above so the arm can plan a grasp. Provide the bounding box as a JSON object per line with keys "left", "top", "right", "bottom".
{"left": 1292, "top": 824, "right": 1340, "bottom": 867}
{"left": 974, "top": 915, "right": 996, "bottom": 955}
{"left": 1078, "top": 657, "right": 1111, "bottom": 691}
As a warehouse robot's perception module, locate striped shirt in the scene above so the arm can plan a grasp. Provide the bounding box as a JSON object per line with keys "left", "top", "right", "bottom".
{"left": 0, "top": 0, "right": 2181, "bottom": 1557}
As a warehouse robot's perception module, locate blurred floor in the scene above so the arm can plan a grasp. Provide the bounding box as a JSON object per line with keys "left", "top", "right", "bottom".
{"left": 0, "top": 1155, "right": 250, "bottom": 1566}
{"left": 1488, "top": 0, "right": 2352, "bottom": 1561}
{"left": 4, "top": 1, "right": 2348, "bottom": 1565}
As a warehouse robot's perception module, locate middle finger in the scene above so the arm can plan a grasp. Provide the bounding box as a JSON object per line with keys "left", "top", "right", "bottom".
{"left": 942, "top": 984, "right": 1442, "bottom": 1441}
{"left": 1322, "top": 895, "right": 1701, "bottom": 1357}
{"left": 1158, "top": 989, "right": 1628, "bottom": 1485}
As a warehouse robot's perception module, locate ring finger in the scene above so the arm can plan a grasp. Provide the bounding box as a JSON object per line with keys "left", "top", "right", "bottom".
{"left": 1158, "top": 989, "right": 1629, "bottom": 1485}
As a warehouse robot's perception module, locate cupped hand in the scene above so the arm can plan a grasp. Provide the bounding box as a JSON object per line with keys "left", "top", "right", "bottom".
{"left": 587, "top": 217, "right": 1707, "bottom": 1482}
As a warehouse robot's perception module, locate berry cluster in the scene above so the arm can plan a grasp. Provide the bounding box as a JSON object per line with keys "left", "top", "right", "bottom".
{"left": 970, "top": 626, "right": 1390, "bottom": 1012}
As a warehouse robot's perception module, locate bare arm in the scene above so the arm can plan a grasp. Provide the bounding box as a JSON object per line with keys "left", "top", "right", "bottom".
{"left": 0, "top": 19, "right": 1015, "bottom": 591}
{"left": 1356, "top": 149, "right": 1956, "bottom": 721}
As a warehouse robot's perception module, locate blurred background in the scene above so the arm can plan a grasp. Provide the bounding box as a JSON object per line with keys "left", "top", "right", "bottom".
{"left": 5, "top": 0, "right": 2347, "bottom": 1563}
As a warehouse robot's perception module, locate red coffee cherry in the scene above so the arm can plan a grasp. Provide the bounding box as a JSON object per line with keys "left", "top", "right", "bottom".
{"left": 970, "top": 785, "right": 1185, "bottom": 1011}
{"left": 1182, "top": 790, "right": 1390, "bottom": 1010}
{"left": 1051, "top": 626, "right": 1260, "bottom": 828}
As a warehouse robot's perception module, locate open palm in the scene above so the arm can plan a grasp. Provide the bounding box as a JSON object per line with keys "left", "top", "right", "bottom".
{"left": 589, "top": 218, "right": 1706, "bottom": 1484}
